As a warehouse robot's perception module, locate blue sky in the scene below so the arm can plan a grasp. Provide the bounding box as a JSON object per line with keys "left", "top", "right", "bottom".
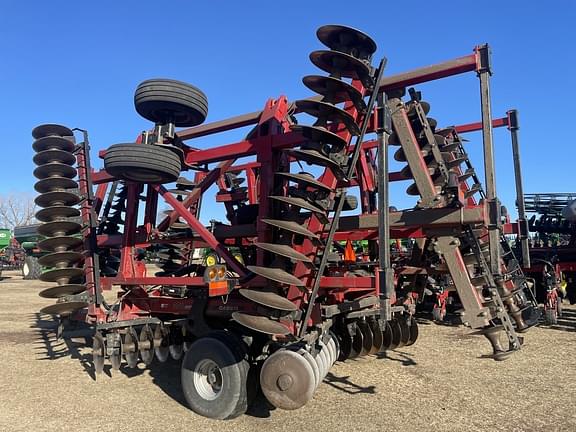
{"left": 1, "top": 1, "right": 574, "bottom": 222}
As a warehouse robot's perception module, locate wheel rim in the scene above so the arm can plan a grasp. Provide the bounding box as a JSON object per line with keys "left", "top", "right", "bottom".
{"left": 23, "top": 262, "right": 29, "bottom": 275}
{"left": 193, "top": 359, "right": 223, "bottom": 400}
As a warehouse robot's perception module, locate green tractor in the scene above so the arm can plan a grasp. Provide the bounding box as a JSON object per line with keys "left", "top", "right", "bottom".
{"left": 13, "top": 224, "right": 43, "bottom": 279}
{"left": 0, "top": 228, "right": 26, "bottom": 278}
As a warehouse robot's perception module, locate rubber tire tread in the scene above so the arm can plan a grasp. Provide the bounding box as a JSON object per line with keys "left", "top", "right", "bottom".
{"left": 104, "top": 144, "right": 181, "bottom": 184}
{"left": 23, "top": 256, "right": 42, "bottom": 280}
{"left": 134, "top": 79, "right": 208, "bottom": 127}
{"left": 181, "top": 334, "right": 249, "bottom": 420}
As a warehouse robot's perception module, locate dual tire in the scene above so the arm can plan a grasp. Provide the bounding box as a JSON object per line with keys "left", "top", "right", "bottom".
{"left": 104, "top": 79, "right": 208, "bottom": 184}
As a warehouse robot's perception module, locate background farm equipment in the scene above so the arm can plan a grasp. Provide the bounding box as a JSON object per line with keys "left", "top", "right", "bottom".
{"left": 517, "top": 193, "right": 576, "bottom": 323}
{"left": 0, "top": 229, "right": 25, "bottom": 277}
{"left": 32, "top": 25, "right": 539, "bottom": 419}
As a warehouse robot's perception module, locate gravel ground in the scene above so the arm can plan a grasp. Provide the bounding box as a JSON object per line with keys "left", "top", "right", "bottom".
{"left": 0, "top": 270, "right": 575, "bottom": 432}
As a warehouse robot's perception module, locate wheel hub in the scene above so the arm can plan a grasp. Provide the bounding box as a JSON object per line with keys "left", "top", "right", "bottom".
{"left": 194, "top": 359, "right": 223, "bottom": 400}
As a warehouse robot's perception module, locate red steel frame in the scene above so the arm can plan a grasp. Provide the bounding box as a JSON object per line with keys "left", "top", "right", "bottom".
{"left": 82, "top": 45, "right": 498, "bottom": 331}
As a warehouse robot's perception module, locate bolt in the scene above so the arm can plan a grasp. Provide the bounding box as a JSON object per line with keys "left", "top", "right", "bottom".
{"left": 277, "top": 374, "right": 293, "bottom": 391}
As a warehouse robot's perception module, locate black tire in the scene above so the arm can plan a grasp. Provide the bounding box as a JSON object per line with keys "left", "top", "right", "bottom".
{"left": 181, "top": 335, "right": 249, "bottom": 420}
{"left": 23, "top": 256, "right": 42, "bottom": 280}
{"left": 104, "top": 144, "right": 181, "bottom": 184}
{"left": 432, "top": 307, "right": 445, "bottom": 322}
{"left": 544, "top": 308, "right": 558, "bottom": 325}
{"left": 134, "top": 78, "right": 208, "bottom": 127}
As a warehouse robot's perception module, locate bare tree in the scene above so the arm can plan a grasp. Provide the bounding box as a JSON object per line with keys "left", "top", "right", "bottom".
{"left": 0, "top": 194, "right": 37, "bottom": 230}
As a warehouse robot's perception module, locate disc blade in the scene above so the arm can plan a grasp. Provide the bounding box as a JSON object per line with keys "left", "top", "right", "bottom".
{"left": 382, "top": 321, "right": 393, "bottom": 351}
{"left": 35, "top": 206, "right": 80, "bottom": 222}
{"left": 232, "top": 312, "right": 290, "bottom": 335}
{"left": 302, "top": 75, "right": 365, "bottom": 109}
{"left": 261, "top": 219, "right": 318, "bottom": 239}
{"left": 239, "top": 288, "right": 298, "bottom": 311}
{"left": 286, "top": 149, "right": 346, "bottom": 179}
{"left": 398, "top": 317, "right": 410, "bottom": 347}
{"left": 39, "top": 267, "right": 84, "bottom": 283}
{"left": 33, "top": 135, "right": 75, "bottom": 152}
{"left": 32, "top": 124, "right": 74, "bottom": 140}
{"left": 389, "top": 319, "right": 401, "bottom": 350}
{"left": 38, "top": 251, "right": 83, "bottom": 268}
{"left": 175, "top": 176, "right": 196, "bottom": 189}
{"left": 276, "top": 171, "right": 332, "bottom": 191}
{"left": 37, "top": 220, "right": 81, "bottom": 237}
{"left": 122, "top": 328, "right": 139, "bottom": 368}
{"left": 92, "top": 331, "right": 105, "bottom": 374}
{"left": 309, "top": 50, "right": 372, "bottom": 86}
{"left": 405, "top": 316, "right": 419, "bottom": 346}
{"left": 253, "top": 242, "right": 312, "bottom": 263}
{"left": 260, "top": 349, "right": 315, "bottom": 410}
{"left": 316, "top": 24, "right": 377, "bottom": 57}
{"left": 356, "top": 320, "right": 373, "bottom": 356}
{"left": 34, "top": 177, "right": 79, "bottom": 194}
{"left": 350, "top": 323, "right": 363, "bottom": 358}
{"left": 39, "top": 284, "right": 86, "bottom": 299}
{"left": 269, "top": 195, "right": 327, "bottom": 216}
{"left": 33, "top": 162, "right": 77, "bottom": 180}
{"left": 40, "top": 301, "right": 87, "bottom": 316}
{"left": 34, "top": 191, "right": 79, "bottom": 208}
{"left": 290, "top": 124, "right": 347, "bottom": 148}
{"left": 38, "top": 236, "right": 82, "bottom": 252}
{"left": 367, "top": 317, "right": 383, "bottom": 353}
{"left": 33, "top": 149, "right": 76, "bottom": 166}
{"left": 295, "top": 100, "right": 360, "bottom": 135}
{"left": 247, "top": 265, "right": 304, "bottom": 287}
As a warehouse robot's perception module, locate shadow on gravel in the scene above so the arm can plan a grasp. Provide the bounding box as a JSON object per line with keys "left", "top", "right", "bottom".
{"left": 30, "top": 312, "right": 96, "bottom": 379}
{"left": 323, "top": 371, "right": 376, "bottom": 395}
{"left": 540, "top": 308, "right": 576, "bottom": 333}
{"left": 375, "top": 349, "right": 417, "bottom": 366}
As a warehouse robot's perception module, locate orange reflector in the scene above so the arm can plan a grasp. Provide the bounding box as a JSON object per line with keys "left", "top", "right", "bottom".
{"left": 344, "top": 239, "right": 356, "bottom": 263}
{"left": 209, "top": 280, "right": 229, "bottom": 297}
{"left": 217, "top": 266, "right": 226, "bottom": 278}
